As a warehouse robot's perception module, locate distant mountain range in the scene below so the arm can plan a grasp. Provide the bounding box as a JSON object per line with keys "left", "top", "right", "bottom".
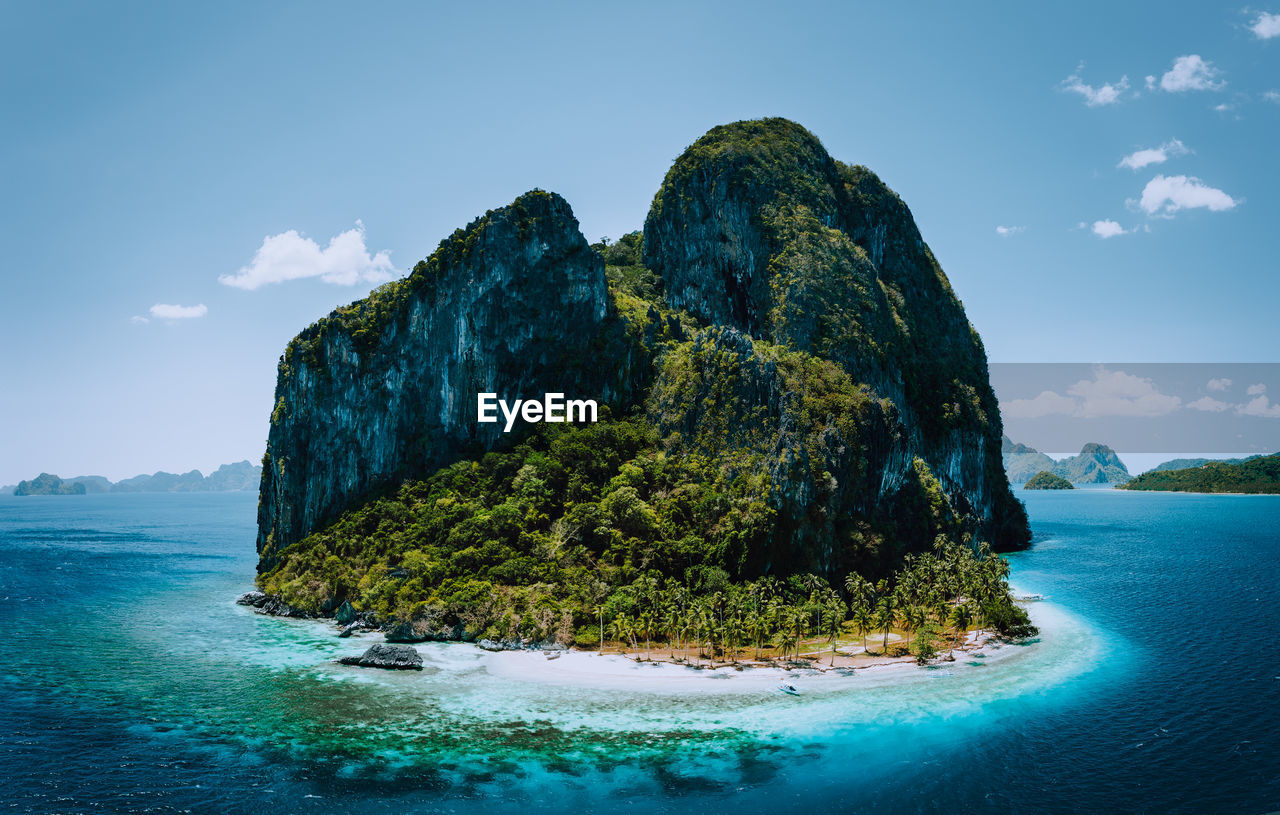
{"left": 1002, "top": 437, "right": 1131, "bottom": 484}
{"left": 5, "top": 461, "right": 262, "bottom": 496}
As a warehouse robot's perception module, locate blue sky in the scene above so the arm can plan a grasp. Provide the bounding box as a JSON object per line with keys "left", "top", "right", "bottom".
{"left": 2, "top": 1, "right": 1279, "bottom": 483}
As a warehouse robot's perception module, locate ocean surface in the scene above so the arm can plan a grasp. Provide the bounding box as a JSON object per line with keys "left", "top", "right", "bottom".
{"left": 0, "top": 490, "right": 1277, "bottom": 814}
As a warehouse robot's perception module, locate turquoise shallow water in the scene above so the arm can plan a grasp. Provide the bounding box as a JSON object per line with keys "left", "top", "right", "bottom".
{"left": 0, "top": 490, "right": 1277, "bottom": 813}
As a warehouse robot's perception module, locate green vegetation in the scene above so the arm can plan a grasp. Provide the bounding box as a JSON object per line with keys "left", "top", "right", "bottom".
{"left": 1119, "top": 453, "right": 1280, "bottom": 494}
{"left": 259, "top": 410, "right": 1034, "bottom": 651}
{"left": 1023, "top": 471, "right": 1074, "bottom": 490}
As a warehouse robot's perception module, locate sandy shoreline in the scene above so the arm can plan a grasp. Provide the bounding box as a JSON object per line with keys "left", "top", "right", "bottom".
{"left": 466, "top": 624, "right": 1027, "bottom": 695}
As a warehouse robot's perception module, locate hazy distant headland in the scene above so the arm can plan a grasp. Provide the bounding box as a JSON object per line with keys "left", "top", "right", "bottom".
{"left": 6, "top": 460, "right": 262, "bottom": 496}
{"left": 1002, "top": 437, "right": 1131, "bottom": 485}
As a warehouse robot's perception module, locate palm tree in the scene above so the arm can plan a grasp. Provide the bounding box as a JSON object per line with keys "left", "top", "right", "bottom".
{"left": 639, "top": 611, "right": 653, "bottom": 660}
{"left": 844, "top": 573, "right": 874, "bottom": 612}
{"left": 902, "top": 604, "right": 926, "bottom": 650}
{"left": 789, "top": 605, "right": 807, "bottom": 662}
{"left": 875, "top": 593, "right": 897, "bottom": 655}
{"left": 951, "top": 601, "right": 975, "bottom": 650}
{"left": 824, "top": 598, "right": 846, "bottom": 666}
{"left": 851, "top": 601, "right": 874, "bottom": 653}
{"left": 610, "top": 613, "right": 633, "bottom": 655}
{"left": 596, "top": 604, "right": 605, "bottom": 652}
{"left": 664, "top": 602, "right": 681, "bottom": 660}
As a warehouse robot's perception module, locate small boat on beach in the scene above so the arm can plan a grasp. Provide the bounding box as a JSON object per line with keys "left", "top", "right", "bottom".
{"left": 778, "top": 684, "right": 800, "bottom": 696}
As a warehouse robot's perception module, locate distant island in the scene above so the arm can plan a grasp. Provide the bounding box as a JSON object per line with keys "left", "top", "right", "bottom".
{"left": 14, "top": 473, "right": 87, "bottom": 496}
{"left": 1024, "top": 471, "right": 1074, "bottom": 490}
{"left": 1119, "top": 453, "right": 1280, "bottom": 494}
{"left": 1147, "top": 455, "right": 1262, "bottom": 473}
{"left": 7, "top": 461, "right": 262, "bottom": 496}
{"left": 1003, "top": 437, "right": 1131, "bottom": 485}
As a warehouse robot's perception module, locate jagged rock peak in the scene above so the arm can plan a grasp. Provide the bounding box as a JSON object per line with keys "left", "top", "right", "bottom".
{"left": 256, "top": 189, "right": 618, "bottom": 566}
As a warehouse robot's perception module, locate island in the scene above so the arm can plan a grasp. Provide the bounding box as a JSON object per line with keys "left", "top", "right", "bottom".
{"left": 1003, "top": 439, "right": 1131, "bottom": 485}
{"left": 1024, "top": 471, "right": 1074, "bottom": 490}
{"left": 248, "top": 118, "right": 1037, "bottom": 664}
{"left": 14, "top": 473, "right": 86, "bottom": 495}
{"left": 1119, "top": 453, "right": 1280, "bottom": 494}
{"left": 7, "top": 461, "right": 263, "bottom": 495}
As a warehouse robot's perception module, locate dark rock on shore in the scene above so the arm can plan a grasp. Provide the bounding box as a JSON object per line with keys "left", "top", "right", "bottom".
{"left": 235, "top": 590, "right": 311, "bottom": 619}
{"left": 338, "top": 643, "right": 423, "bottom": 670}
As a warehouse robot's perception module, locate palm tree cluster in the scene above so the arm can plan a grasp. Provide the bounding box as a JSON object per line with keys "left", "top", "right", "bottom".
{"left": 603, "top": 538, "right": 1031, "bottom": 666}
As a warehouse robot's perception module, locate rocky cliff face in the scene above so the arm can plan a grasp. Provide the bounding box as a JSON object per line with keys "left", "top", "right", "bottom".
{"left": 257, "top": 118, "right": 1030, "bottom": 588}
{"left": 644, "top": 119, "right": 1027, "bottom": 552}
{"left": 257, "top": 191, "right": 624, "bottom": 570}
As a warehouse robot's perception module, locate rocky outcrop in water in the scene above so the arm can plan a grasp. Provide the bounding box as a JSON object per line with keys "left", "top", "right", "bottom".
{"left": 338, "top": 643, "right": 423, "bottom": 670}
{"left": 255, "top": 118, "right": 1031, "bottom": 610}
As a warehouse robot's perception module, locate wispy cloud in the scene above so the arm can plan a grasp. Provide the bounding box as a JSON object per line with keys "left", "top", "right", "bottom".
{"left": 1157, "top": 55, "right": 1225, "bottom": 92}
{"left": 1263, "top": 90, "right": 1280, "bottom": 103}
{"left": 1238, "top": 395, "right": 1280, "bottom": 418}
{"left": 1187, "top": 395, "right": 1231, "bottom": 412}
{"left": 149, "top": 303, "right": 208, "bottom": 320}
{"left": 995, "top": 225, "right": 1026, "bottom": 237}
{"left": 1138, "top": 175, "right": 1237, "bottom": 216}
{"left": 219, "top": 221, "right": 395, "bottom": 290}
{"left": 1248, "top": 383, "right": 1267, "bottom": 396}
{"left": 1004, "top": 368, "right": 1182, "bottom": 419}
{"left": 1092, "top": 219, "right": 1129, "bottom": 239}
{"left": 1060, "top": 66, "right": 1131, "bottom": 106}
{"left": 1207, "top": 377, "right": 1233, "bottom": 392}
{"left": 1118, "top": 139, "right": 1191, "bottom": 171}
{"left": 130, "top": 315, "right": 150, "bottom": 325}
{"left": 1251, "top": 11, "right": 1280, "bottom": 39}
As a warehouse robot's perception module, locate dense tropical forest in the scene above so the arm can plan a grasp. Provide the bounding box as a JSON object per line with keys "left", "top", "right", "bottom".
{"left": 258, "top": 414, "right": 1034, "bottom": 659}
{"left": 1120, "top": 453, "right": 1280, "bottom": 494}
{"left": 1024, "top": 472, "right": 1074, "bottom": 490}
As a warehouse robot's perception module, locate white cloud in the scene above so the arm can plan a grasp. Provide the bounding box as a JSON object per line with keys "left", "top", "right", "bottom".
{"left": 130, "top": 315, "right": 150, "bottom": 325}
{"left": 1158, "top": 55, "right": 1225, "bottom": 92}
{"left": 149, "top": 303, "right": 207, "bottom": 320}
{"left": 1187, "top": 396, "right": 1231, "bottom": 412}
{"left": 1067, "top": 369, "right": 1182, "bottom": 417}
{"left": 1138, "top": 175, "right": 1237, "bottom": 216}
{"left": 1004, "top": 390, "right": 1080, "bottom": 419}
{"left": 1251, "top": 11, "right": 1280, "bottom": 39}
{"left": 995, "top": 225, "right": 1026, "bottom": 237}
{"left": 1247, "top": 383, "right": 1267, "bottom": 396}
{"left": 1060, "top": 68, "right": 1131, "bottom": 106}
{"left": 1092, "top": 219, "right": 1128, "bottom": 238}
{"left": 1207, "top": 377, "right": 1232, "bottom": 392}
{"left": 1003, "top": 368, "right": 1182, "bottom": 419}
{"left": 1263, "top": 90, "right": 1280, "bottom": 103}
{"left": 219, "top": 221, "right": 395, "bottom": 290}
{"left": 1238, "top": 395, "right": 1280, "bottom": 418}
{"left": 1118, "top": 139, "right": 1191, "bottom": 170}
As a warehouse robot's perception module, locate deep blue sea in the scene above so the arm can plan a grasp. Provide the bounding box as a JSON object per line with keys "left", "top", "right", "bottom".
{"left": 1, "top": 490, "right": 1277, "bottom": 814}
